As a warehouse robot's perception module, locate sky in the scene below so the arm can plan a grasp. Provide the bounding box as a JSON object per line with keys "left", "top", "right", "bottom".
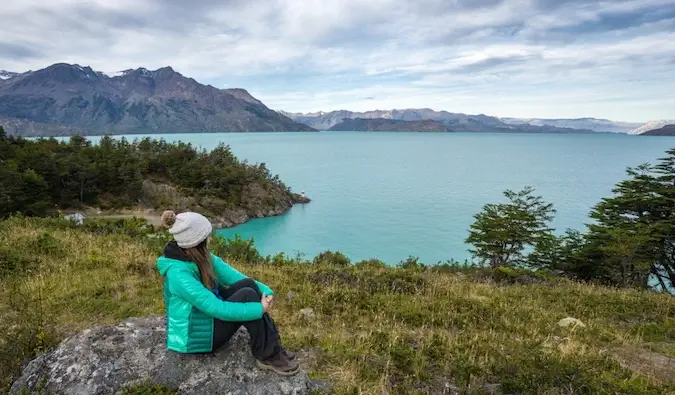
{"left": 2, "top": 0, "right": 675, "bottom": 122}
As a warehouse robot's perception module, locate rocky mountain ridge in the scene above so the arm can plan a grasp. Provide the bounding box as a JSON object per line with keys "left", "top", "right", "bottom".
{"left": 0, "top": 63, "right": 314, "bottom": 136}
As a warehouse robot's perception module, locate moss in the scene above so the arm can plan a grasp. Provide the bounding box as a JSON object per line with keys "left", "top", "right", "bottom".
{"left": 121, "top": 383, "right": 179, "bottom": 395}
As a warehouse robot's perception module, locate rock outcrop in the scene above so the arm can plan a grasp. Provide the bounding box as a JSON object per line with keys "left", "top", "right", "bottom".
{"left": 140, "top": 180, "right": 310, "bottom": 229}
{"left": 10, "top": 316, "right": 309, "bottom": 395}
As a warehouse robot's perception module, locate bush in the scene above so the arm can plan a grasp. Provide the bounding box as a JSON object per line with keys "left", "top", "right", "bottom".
{"left": 209, "top": 235, "right": 264, "bottom": 264}
{"left": 313, "top": 250, "right": 351, "bottom": 266}
{"left": 355, "top": 258, "right": 386, "bottom": 269}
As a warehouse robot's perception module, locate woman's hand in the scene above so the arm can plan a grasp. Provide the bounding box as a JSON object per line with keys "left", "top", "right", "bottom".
{"left": 261, "top": 294, "right": 274, "bottom": 313}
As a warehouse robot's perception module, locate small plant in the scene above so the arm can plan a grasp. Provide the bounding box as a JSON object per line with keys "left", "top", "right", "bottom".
{"left": 121, "top": 383, "right": 178, "bottom": 395}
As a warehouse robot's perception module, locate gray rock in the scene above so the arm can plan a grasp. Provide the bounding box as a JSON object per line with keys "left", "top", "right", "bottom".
{"left": 10, "top": 316, "right": 309, "bottom": 395}
{"left": 298, "top": 308, "right": 316, "bottom": 322}
{"left": 286, "top": 291, "right": 296, "bottom": 302}
{"left": 308, "top": 378, "right": 332, "bottom": 393}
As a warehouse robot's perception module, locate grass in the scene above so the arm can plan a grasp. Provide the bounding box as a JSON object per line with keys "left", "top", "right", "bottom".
{"left": 1, "top": 217, "right": 674, "bottom": 394}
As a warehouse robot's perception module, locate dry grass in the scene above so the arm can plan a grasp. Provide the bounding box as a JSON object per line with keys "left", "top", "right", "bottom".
{"left": 1, "top": 217, "right": 674, "bottom": 394}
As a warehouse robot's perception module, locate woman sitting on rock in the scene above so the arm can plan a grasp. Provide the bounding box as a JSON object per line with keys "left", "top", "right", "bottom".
{"left": 156, "top": 210, "right": 298, "bottom": 376}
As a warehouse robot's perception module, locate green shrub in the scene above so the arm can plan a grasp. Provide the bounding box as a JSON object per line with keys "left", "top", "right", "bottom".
{"left": 313, "top": 250, "right": 351, "bottom": 266}
{"left": 210, "top": 234, "right": 264, "bottom": 264}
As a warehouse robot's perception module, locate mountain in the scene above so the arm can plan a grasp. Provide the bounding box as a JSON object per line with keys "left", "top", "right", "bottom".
{"left": 640, "top": 124, "right": 675, "bottom": 136}
{"left": 0, "top": 63, "right": 314, "bottom": 136}
{"left": 328, "top": 118, "right": 452, "bottom": 132}
{"left": 629, "top": 120, "right": 675, "bottom": 135}
{"left": 500, "top": 117, "right": 640, "bottom": 134}
{"left": 282, "top": 109, "right": 597, "bottom": 134}
{"left": 0, "top": 70, "right": 21, "bottom": 80}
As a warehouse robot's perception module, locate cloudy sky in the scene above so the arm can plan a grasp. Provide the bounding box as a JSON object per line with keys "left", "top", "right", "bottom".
{"left": 2, "top": 0, "right": 675, "bottom": 121}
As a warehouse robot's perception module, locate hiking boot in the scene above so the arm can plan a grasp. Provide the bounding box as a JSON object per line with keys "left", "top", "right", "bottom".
{"left": 281, "top": 347, "right": 296, "bottom": 361}
{"left": 256, "top": 351, "right": 299, "bottom": 376}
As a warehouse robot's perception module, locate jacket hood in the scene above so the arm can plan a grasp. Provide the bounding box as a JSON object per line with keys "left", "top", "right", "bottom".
{"left": 157, "top": 241, "right": 194, "bottom": 276}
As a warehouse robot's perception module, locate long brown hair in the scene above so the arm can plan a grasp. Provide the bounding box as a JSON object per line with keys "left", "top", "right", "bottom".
{"left": 161, "top": 210, "right": 216, "bottom": 289}
{"left": 183, "top": 239, "right": 216, "bottom": 289}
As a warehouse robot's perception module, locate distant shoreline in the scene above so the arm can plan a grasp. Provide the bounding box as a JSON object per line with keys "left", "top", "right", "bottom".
{"left": 20, "top": 129, "right": 643, "bottom": 139}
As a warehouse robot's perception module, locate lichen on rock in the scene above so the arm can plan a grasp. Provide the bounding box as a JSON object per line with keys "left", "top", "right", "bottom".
{"left": 10, "top": 316, "right": 308, "bottom": 395}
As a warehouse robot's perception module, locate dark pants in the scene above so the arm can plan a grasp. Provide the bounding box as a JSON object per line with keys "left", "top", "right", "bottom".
{"left": 212, "top": 278, "right": 281, "bottom": 360}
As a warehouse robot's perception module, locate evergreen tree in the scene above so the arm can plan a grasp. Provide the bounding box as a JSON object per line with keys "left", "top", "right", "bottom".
{"left": 583, "top": 150, "right": 675, "bottom": 292}
{"left": 466, "top": 187, "right": 555, "bottom": 268}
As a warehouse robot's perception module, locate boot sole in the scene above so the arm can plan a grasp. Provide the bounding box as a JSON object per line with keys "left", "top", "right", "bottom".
{"left": 256, "top": 359, "right": 300, "bottom": 376}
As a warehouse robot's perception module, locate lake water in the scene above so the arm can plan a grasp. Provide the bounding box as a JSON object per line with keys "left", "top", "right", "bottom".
{"left": 86, "top": 132, "right": 675, "bottom": 264}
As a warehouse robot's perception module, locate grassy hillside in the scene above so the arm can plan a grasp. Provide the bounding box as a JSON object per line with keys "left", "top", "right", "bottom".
{"left": 1, "top": 217, "right": 674, "bottom": 394}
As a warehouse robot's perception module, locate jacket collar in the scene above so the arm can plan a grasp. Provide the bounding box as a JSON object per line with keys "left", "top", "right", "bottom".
{"left": 163, "top": 241, "right": 191, "bottom": 262}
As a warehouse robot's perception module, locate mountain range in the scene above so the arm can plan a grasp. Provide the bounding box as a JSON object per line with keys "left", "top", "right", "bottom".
{"left": 0, "top": 63, "right": 313, "bottom": 136}
{"left": 500, "top": 117, "right": 641, "bottom": 134}
{"left": 281, "top": 109, "right": 603, "bottom": 134}
{"left": 0, "top": 63, "right": 671, "bottom": 137}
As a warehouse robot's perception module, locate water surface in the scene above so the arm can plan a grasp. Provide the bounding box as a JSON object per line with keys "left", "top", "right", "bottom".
{"left": 86, "top": 132, "right": 675, "bottom": 264}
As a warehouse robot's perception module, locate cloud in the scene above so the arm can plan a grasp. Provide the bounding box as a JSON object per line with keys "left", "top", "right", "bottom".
{"left": 1, "top": 0, "right": 674, "bottom": 121}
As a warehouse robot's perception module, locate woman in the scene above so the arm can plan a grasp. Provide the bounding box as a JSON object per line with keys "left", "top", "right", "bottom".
{"left": 156, "top": 210, "right": 298, "bottom": 376}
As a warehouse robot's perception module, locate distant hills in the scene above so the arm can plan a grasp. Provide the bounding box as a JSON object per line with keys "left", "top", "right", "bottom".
{"left": 628, "top": 120, "right": 675, "bottom": 135}
{"left": 328, "top": 118, "right": 452, "bottom": 132}
{"left": 500, "top": 117, "right": 641, "bottom": 134}
{"left": 282, "top": 109, "right": 599, "bottom": 134}
{"left": 640, "top": 124, "right": 675, "bottom": 136}
{"left": 0, "top": 63, "right": 313, "bottom": 136}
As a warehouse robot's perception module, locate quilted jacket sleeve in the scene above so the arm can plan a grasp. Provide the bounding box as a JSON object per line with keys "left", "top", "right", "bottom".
{"left": 167, "top": 267, "right": 264, "bottom": 322}
{"left": 212, "top": 255, "right": 275, "bottom": 296}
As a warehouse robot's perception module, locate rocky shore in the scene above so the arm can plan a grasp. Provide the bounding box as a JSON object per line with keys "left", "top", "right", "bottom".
{"left": 76, "top": 180, "right": 310, "bottom": 229}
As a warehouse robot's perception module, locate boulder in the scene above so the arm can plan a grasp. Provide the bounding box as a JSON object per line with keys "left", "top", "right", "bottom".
{"left": 10, "top": 316, "right": 309, "bottom": 395}
{"left": 298, "top": 308, "right": 316, "bottom": 322}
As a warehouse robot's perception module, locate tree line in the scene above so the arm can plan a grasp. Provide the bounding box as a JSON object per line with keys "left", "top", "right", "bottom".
{"left": 466, "top": 148, "right": 675, "bottom": 293}
{"left": 0, "top": 126, "right": 288, "bottom": 217}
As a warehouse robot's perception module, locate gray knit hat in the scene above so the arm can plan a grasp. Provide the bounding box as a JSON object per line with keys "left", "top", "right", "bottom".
{"left": 161, "top": 210, "right": 212, "bottom": 248}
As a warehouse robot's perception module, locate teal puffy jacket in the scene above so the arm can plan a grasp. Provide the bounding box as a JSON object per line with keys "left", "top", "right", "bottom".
{"left": 156, "top": 252, "right": 274, "bottom": 353}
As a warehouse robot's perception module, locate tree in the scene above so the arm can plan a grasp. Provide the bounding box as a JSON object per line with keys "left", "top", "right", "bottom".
{"left": 582, "top": 150, "right": 675, "bottom": 292}
{"left": 466, "top": 187, "right": 555, "bottom": 268}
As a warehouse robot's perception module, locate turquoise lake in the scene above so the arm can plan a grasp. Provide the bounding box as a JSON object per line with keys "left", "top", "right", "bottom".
{"left": 87, "top": 132, "right": 675, "bottom": 264}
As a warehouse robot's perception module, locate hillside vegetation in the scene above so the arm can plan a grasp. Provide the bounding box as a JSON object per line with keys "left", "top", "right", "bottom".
{"left": 1, "top": 217, "right": 674, "bottom": 394}
{"left": 0, "top": 127, "right": 307, "bottom": 226}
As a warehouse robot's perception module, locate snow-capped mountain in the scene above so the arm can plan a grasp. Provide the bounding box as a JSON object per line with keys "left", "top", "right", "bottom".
{"left": 0, "top": 70, "right": 21, "bottom": 80}
{"left": 629, "top": 120, "right": 675, "bottom": 135}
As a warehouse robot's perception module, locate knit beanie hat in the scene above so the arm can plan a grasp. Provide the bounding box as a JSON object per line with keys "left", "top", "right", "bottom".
{"left": 160, "top": 210, "right": 212, "bottom": 248}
